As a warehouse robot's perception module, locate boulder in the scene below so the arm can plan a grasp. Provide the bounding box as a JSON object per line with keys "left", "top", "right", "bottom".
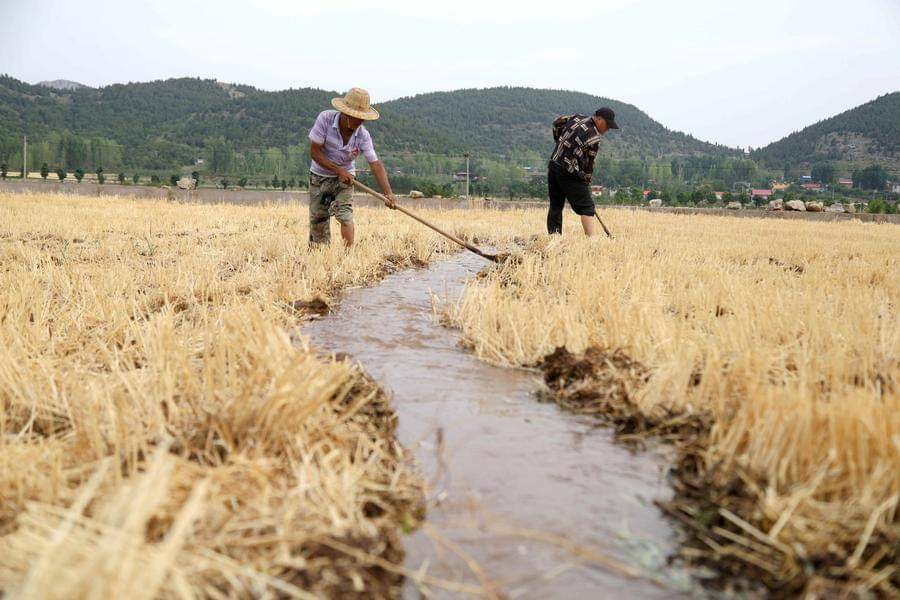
{"left": 176, "top": 176, "right": 196, "bottom": 190}
{"left": 726, "top": 201, "right": 742, "bottom": 210}
{"left": 844, "top": 203, "right": 856, "bottom": 213}
{"left": 649, "top": 198, "right": 663, "bottom": 208}
{"left": 785, "top": 200, "right": 806, "bottom": 211}
{"left": 825, "top": 203, "right": 845, "bottom": 213}
{"left": 409, "top": 190, "right": 424, "bottom": 199}
{"left": 768, "top": 199, "right": 784, "bottom": 211}
{"left": 805, "top": 201, "right": 824, "bottom": 212}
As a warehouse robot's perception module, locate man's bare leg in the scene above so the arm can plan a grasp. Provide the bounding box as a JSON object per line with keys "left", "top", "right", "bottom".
{"left": 341, "top": 222, "right": 355, "bottom": 246}
{"left": 580, "top": 215, "right": 597, "bottom": 237}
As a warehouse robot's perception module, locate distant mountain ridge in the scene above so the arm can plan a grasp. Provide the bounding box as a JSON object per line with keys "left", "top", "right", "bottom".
{"left": 752, "top": 92, "right": 900, "bottom": 175}
{"left": 0, "top": 75, "right": 740, "bottom": 172}
{"left": 380, "top": 87, "right": 739, "bottom": 159}
{"left": 37, "top": 79, "right": 90, "bottom": 90}
{"left": 3, "top": 75, "right": 897, "bottom": 180}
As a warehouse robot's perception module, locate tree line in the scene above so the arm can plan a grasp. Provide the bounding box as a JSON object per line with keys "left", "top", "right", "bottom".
{"left": 3, "top": 75, "right": 895, "bottom": 195}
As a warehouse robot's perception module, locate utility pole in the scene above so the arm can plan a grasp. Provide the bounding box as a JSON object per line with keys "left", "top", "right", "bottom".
{"left": 23, "top": 135, "right": 27, "bottom": 180}
{"left": 464, "top": 152, "right": 470, "bottom": 203}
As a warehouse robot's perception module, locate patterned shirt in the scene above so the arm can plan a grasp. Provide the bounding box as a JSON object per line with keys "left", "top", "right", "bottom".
{"left": 308, "top": 109, "right": 378, "bottom": 177}
{"left": 549, "top": 114, "right": 602, "bottom": 182}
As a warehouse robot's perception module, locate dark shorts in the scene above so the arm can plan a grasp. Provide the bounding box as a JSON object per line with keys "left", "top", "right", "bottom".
{"left": 548, "top": 165, "right": 596, "bottom": 217}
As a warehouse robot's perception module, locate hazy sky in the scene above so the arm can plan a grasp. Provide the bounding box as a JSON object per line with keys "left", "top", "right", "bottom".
{"left": 2, "top": 0, "right": 898, "bottom": 149}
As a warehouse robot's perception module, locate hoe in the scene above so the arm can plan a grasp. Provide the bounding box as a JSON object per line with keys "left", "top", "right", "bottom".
{"left": 352, "top": 180, "right": 613, "bottom": 263}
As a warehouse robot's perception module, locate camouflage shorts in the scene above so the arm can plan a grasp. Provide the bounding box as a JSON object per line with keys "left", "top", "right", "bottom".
{"left": 308, "top": 172, "right": 353, "bottom": 245}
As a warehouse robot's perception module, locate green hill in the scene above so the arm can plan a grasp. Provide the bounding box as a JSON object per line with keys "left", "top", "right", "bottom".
{"left": 0, "top": 76, "right": 451, "bottom": 167}
{"left": 0, "top": 75, "right": 737, "bottom": 176}
{"left": 751, "top": 92, "right": 900, "bottom": 176}
{"left": 380, "top": 87, "right": 736, "bottom": 159}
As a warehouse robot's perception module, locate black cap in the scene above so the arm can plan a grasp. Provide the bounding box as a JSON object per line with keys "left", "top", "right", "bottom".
{"left": 595, "top": 107, "right": 619, "bottom": 129}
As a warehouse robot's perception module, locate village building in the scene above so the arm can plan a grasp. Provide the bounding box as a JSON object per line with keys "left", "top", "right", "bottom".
{"left": 452, "top": 171, "right": 482, "bottom": 183}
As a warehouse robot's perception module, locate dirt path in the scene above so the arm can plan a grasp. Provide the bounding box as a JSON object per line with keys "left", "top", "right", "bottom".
{"left": 305, "top": 253, "right": 702, "bottom": 598}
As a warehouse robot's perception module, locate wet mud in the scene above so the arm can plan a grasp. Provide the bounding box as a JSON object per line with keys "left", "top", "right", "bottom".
{"left": 537, "top": 348, "right": 893, "bottom": 598}
{"left": 305, "top": 253, "right": 701, "bottom": 598}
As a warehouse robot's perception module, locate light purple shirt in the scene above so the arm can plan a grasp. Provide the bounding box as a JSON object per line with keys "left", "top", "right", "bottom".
{"left": 308, "top": 109, "right": 378, "bottom": 177}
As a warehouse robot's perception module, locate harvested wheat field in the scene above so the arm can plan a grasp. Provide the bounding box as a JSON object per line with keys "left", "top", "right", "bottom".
{"left": 447, "top": 210, "right": 899, "bottom": 596}
{"left": 1, "top": 191, "right": 897, "bottom": 597}
{"left": 0, "top": 192, "right": 520, "bottom": 598}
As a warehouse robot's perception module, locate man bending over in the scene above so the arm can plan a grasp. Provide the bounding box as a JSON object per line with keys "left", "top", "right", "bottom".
{"left": 546, "top": 107, "right": 618, "bottom": 236}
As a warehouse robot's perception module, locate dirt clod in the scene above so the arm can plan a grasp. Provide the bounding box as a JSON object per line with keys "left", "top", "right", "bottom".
{"left": 539, "top": 346, "right": 656, "bottom": 435}
{"left": 378, "top": 254, "right": 428, "bottom": 277}
{"left": 768, "top": 257, "right": 804, "bottom": 274}
{"left": 290, "top": 297, "right": 330, "bottom": 316}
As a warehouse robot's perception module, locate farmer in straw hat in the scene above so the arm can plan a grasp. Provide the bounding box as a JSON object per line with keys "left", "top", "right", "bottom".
{"left": 308, "top": 87, "right": 399, "bottom": 247}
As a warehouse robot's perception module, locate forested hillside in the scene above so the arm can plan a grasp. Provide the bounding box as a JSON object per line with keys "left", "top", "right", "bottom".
{"left": 3, "top": 75, "right": 895, "bottom": 193}
{"left": 752, "top": 92, "right": 899, "bottom": 175}
{"left": 0, "top": 76, "right": 734, "bottom": 175}
{"left": 381, "top": 87, "right": 736, "bottom": 159}
{"left": 0, "top": 76, "right": 455, "bottom": 169}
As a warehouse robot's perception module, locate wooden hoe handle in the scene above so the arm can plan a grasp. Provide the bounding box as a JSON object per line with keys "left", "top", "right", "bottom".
{"left": 351, "top": 179, "right": 495, "bottom": 260}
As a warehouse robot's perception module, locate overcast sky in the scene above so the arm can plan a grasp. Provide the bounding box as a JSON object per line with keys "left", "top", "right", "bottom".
{"left": 2, "top": 0, "right": 898, "bottom": 149}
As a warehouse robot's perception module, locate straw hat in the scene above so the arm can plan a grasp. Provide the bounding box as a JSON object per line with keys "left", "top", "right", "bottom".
{"left": 331, "top": 87, "right": 380, "bottom": 121}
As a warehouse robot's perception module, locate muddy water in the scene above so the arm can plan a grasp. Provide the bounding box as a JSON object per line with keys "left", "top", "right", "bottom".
{"left": 305, "top": 253, "right": 697, "bottom": 598}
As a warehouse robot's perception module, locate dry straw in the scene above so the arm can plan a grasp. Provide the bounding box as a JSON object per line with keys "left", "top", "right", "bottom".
{"left": 3, "top": 191, "right": 896, "bottom": 596}
{"left": 446, "top": 209, "right": 899, "bottom": 594}
{"left": 0, "top": 192, "right": 521, "bottom": 598}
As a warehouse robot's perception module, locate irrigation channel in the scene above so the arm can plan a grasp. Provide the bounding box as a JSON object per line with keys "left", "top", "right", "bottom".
{"left": 305, "top": 252, "right": 701, "bottom": 598}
